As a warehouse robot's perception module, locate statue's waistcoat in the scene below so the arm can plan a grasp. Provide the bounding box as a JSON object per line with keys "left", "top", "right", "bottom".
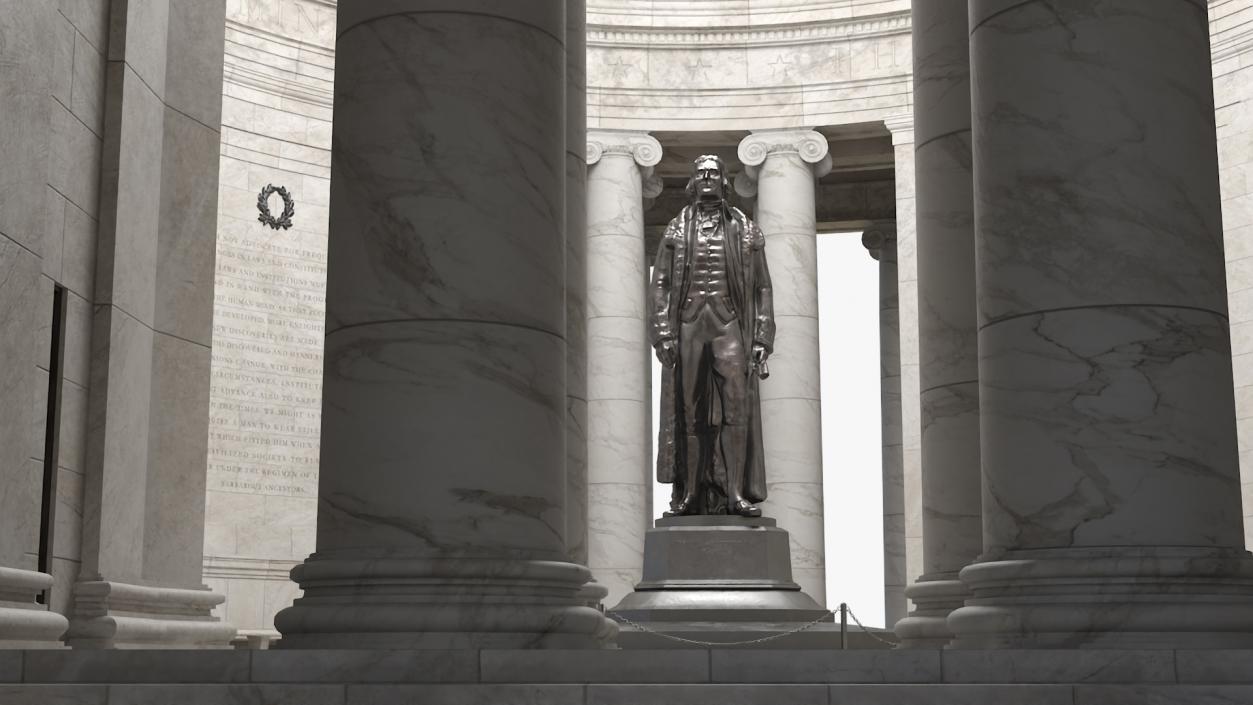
{"left": 681, "top": 209, "right": 736, "bottom": 324}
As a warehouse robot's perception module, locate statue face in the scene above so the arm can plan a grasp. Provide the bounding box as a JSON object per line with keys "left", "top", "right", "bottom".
{"left": 693, "top": 159, "right": 724, "bottom": 201}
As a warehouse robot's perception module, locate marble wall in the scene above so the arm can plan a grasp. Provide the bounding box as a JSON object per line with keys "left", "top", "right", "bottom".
{"left": 0, "top": 0, "right": 108, "bottom": 620}
{"left": 2, "top": 0, "right": 233, "bottom": 647}
{"left": 201, "top": 0, "right": 334, "bottom": 636}
{"left": 1214, "top": 0, "right": 1253, "bottom": 549}
{"left": 588, "top": 0, "right": 912, "bottom": 132}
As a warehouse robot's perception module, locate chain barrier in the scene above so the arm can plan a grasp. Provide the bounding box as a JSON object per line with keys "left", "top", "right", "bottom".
{"left": 609, "top": 610, "right": 837, "bottom": 647}
{"left": 844, "top": 604, "right": 900, "bottom": 647}
{"left": 608, "top": 602, "right": 900, "bottom": 648}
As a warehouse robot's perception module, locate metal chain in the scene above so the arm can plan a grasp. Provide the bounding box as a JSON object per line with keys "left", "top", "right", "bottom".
{"left": 609, "top": 610, "right": 838, "bottom": 647}
{"left": 844, "top": 604, "right": 900, "bottom": 647}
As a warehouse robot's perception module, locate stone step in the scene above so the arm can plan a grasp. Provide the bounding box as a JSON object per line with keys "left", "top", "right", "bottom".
{"left": 6, "top": 648, "right": 1253, "bottom": 686}
{"left": 1, "top": 682, "right": 1252, "bottom": 704}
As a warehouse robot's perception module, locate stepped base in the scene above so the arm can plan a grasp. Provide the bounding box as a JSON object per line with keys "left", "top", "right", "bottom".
{"left": 0, "top": 567, "right": 68, "bottom": 648}
{"left": 609, "top": 516, "right": 859, "bottom": 649}
{"left": 65, "top": 580, "right": 235, "bottom": 649}
{"left": 275, "top": 555, "right": 617, "bottom": 649}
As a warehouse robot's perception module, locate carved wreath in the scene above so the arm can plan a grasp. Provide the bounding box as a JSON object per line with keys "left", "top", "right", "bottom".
{"left": 256, "top": 184, "right": 295, "bottom": 230}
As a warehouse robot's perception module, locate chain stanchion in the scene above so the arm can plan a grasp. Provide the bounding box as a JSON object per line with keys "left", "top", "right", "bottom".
{"left": 839, "top": 602, "right": 848, "bottom": 649}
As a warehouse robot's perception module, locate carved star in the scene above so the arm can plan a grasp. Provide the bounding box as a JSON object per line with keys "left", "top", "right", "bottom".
{"left": 686, "top": 58, "right": 713, "bottom": 81}
{"left": 769, "top": 54, "right": 794, "bottom": 79}
{"left": 606, "top": 57, "right": 635, "bottom": 79}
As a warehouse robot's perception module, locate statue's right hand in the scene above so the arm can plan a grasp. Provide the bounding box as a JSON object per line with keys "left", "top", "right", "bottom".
{"left": 656, "top": 340, "right": 678, "bottom": 368}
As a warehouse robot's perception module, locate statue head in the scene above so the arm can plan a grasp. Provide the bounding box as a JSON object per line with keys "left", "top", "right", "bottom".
{"left": 686, "top": 154, "right": 732, "bottom": 204}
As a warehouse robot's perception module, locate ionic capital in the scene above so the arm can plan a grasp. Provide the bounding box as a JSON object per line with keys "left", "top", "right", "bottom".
{"left": 586, "top": 130, "right": 663, "bottom": 169}
{"left": 861, "top": 223, "right": 898, "bottom": 262}
{"left": 737, "top": 129, "right": 832, "bottom": 178}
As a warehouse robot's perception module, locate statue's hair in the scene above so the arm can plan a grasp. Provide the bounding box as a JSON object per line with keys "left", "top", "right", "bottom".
{"left": 685, "top": 154, "right": 733, "bottom": 201}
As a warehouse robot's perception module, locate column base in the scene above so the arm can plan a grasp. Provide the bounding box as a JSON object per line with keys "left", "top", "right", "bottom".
{"left": 948, "top": 547, "right": 1253, "bottom": 649}
{"left": 893, "top": 573, "right": 967, "bottom": 648}
{"left": 577, "top": 578, "right": 610, "bottom": 610}
{"left": 65, "top": 580, "right": 235, "bottom": 649}
{"left": 274, "top": 554, "right": 618, "bottom": 649}
{"left": 0, "top": 566, "right": 69, "bottom": 647}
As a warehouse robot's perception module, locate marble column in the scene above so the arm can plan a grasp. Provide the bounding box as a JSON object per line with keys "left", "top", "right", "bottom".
{"left": 565, "top": 0, "right": 606, "bottom": 608}
{"left": 0, "top": 0, "right": 69, "bottom": 648}
{"left": 737, "top": 129, "right": 831, "bottom": 603}
{"left": 274, "top": 1, "right": 615, "bottom": 649}
{"left": 862, "top": 225, "right": 907, "bottom": 628}
{"left": 948, "top": 0, "right": 1253, "bottom": 648}
{"left": 585, "top": 130, "right": 662, "bottom": 608}
{"left": 884, "top": 114, "right": 924, "bottom": 612}
{"left": 894, "top": 0, "right": 982, "bottom": 649}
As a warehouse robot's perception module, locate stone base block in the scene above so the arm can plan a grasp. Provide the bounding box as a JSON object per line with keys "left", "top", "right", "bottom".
{"left": 0, "top": 567, "right": 68, "bottom": 648}
{"left": 275, "top": 555, "right": 618, "bottom": 649}
{"left": 949, "top": 547, "right": 1253, "bottom": 649}
{"left": 609, "top": 516, "right": 864, "bottom": 648}
{"left": 65, "top": 580, "right": 235, "bottom": 649}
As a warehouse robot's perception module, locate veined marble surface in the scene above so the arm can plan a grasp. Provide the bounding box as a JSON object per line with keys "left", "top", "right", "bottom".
{"left": 279, "top": 4, "right": 613, "bottom": 648}
{"left": 897, "top": 0, "right": 979, "bottom": 646}
{"left": 742, "top": 130, "right": 829, "bottom": 605}
{"left": 1212, "top": 0, "right": 1253, "bottom": 554}
{"left": 952, "top": 0, "right": 1253, "bottom": 648}
{"left": 585, "top": 130, "right": 658, "bottom": 608}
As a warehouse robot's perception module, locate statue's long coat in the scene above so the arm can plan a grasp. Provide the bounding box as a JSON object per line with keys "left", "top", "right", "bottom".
{"left": 649, "top": 204, "right": 776, "bottom": 503}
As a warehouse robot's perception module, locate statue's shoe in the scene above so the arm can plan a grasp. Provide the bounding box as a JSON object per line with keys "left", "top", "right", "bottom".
{"left": 663, "top": 496, "right": 697, "bottom": 517}
{"left": 732, "top": 499, "right": 761, "bottom": 517}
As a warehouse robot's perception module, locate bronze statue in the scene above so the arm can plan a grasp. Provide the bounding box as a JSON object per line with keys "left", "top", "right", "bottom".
{"left": 651, "top": 155, "right": 775, "bottom": 518}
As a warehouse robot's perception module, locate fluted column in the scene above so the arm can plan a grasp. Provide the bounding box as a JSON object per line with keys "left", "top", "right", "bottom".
{"left": 736, "top": 129, "right": 831, "bottom": 603}
{"left": 863, "top": 225, "right": 907, "bottom": 628}
{"left": 949, "top": 0, "right": 1253, "bottom": 648}
{"left": 585, "top": 130, "right": 662, "bottom": 608}
{"left": 275, "top": 1, "right": 615, "bottom": 649}
{"left": 894, "top": 0, "right": 981, "bottom": 648}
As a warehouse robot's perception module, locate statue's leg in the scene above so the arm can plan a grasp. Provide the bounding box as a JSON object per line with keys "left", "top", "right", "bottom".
{"left": 669, "top": 321, "right": 707, "bottom": 516}
{"left": 711, "top": 322, "right": 759, "bottom": 518}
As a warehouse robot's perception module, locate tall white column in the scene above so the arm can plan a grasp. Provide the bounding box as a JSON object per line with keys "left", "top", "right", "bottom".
{"left": 564, "top": 0, "right": 598, "bottom": 597}
{"left": 862, "top": 225, "right": 907, "bottom": 627}
{"left": 275, "top": 1, "right": 615, "bottom": 649}
{"left": 585, "top": 130, "right": 661, "bottom": 608}
{"left": 884, "top": 114, "right": 924, "bottom": 615}
{"left": 894, "top": 0, "right": 982, "bottom": 648}
{"left": 949, "top": 0, "right": 1253, "bottom": 648}
{"left": 737, "top": 129, "right": 831, "bottom": 603}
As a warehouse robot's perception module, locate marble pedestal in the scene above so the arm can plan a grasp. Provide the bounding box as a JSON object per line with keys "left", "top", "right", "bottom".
{"left": 610, "top": 517, "right": 879, "bottom": 648}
